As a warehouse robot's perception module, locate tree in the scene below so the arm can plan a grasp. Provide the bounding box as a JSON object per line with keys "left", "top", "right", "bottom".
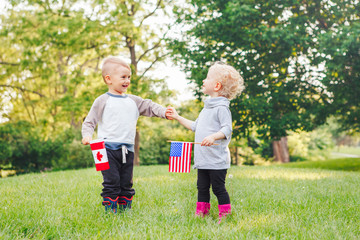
{"left": 168, "top": 0, "right": 356, "bottom": 162}
{"left": 0, "top": 0, "right": 175, "bottom": 165}
{"left": 0, "top": 0, "right": 111, "bottom": 134}
{"left": 94, "top": 0, "right": 175, "bottom": 165}
{"left": 313, "top": 1, "right": 359, "bottom": 132}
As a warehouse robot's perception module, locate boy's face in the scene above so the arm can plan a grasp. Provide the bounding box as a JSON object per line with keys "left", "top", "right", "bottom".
{"left": 106, "top": 65, "right": 131, "bottom": 95}
{"left": 202, "top": 68, "right": 219, "bottom": 96}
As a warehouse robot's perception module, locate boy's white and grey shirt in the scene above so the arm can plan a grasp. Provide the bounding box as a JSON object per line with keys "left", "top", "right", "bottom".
{"left": 82, "top": 92, "right": 166, "bottom": 152}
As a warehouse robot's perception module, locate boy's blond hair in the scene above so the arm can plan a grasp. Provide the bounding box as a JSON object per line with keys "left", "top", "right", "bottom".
{"left": 101, "top": 57, "right": 131, "bottom": 83}
{"left": 210, "top": 62, "right": 245, "bottom": 100}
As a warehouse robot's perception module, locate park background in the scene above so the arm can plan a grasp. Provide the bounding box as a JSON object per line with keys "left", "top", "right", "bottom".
{"left": 0, "top": 0, "right": 359, "bottom": 239}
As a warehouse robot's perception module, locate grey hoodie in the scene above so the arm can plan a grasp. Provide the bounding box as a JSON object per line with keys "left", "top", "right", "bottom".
{"left": 191, "top": 97, "right": 232, "bottom": 169}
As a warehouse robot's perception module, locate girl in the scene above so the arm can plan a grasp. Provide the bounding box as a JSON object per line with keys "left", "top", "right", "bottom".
{"left": 166, "top": 62, "right": 245, "bottom": 223}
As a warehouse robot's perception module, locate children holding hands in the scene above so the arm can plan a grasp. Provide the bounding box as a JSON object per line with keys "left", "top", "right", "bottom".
{"left": 81, "top": 56, "right": 244, "bottom": 224}
{"left": 166, "top": 62, "right": 245, "bottom": 223}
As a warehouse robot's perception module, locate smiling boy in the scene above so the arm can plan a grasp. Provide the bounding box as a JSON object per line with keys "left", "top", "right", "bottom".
{"left": 82, "top": 56, "right": 168, "bottom": 213}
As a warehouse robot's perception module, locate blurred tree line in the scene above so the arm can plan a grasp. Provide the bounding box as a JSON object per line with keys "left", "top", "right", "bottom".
{"left": 169, "top": 0, "right": 359, "bottom": 162}
{"left": 0, "top": 0, "right": 359, "bottom": 174}
{"left": 0, "top": 0, "right": 176, "bottom": 174}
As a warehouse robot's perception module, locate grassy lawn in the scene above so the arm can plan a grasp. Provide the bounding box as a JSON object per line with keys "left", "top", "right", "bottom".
{"left": 1, "top": 165, "right": 359, "bottom": 239}
{"left": 281, "top": 158, "right": 360, "bottom": 172}
{"left": 333, "top": 146, "right": 360, "bottom": 156}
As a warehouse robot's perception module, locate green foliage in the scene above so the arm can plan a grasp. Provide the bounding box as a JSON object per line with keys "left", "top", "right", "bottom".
{"left": 0, "top": 0, "right": 179, "bottom": 167}
{"left": 1, "top": 166, "right": 360, "bottom": 238}
{"left": 246, "top": 135, "right": 273, "bottom": 160}
{"left": 229, "top": 137, "right": 271, "bottom": 166}
{"left": 237, "top": 146, "right": 268, "bottom": 166}
{"left": 138, "top": 99, "right": 200, "bottom": 165}
{"left": 287, "top": 129, "right": 333, "bottom": 162}
{"left": 0, "top": 1, "right": 110, "bottom": 135}
{"left": 139, "top": 119, "right": 172, "bottom": 165}
{"left": 0, "top": 0, "right": 175, "bottom": 140}
{"left": 0, "top": 121, "right": 54, "bottom": 172}
{"left": 169, "top": 0, "right": 359, "bottom": 143}
{"left": 0, "top": 121, "right": 92, "bottom": 173}
{"left": 315, "top": 5, "right": 360, "bottom": 132}
{"left": 51, "top": 140, "right": 93, "bottom": 171}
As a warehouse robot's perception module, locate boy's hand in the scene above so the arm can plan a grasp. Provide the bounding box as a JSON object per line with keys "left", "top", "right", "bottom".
{"left": 201, "top": 135, "right": 216, "bottom": 146}
{"left": 166, "top": 106, "right": 179, "bottom": 120}
{"left": 82, "top": 136, "right": 92, "bottom": 145}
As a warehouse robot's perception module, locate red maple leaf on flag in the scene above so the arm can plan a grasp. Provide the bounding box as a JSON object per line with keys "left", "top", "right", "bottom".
{"left": 96, "top": 151, "right": 103, "bottom": 161}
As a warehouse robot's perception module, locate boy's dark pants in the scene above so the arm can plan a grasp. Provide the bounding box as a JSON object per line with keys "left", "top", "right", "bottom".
{"left": 197, "top": 169, "right": 230, "bottom": 205}
{"left": 101, "top": 148, "right": 135, "bottom": 199}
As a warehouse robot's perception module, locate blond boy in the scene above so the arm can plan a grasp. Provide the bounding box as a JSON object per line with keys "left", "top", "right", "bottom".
{"left": 82, "top": 56, "right": 168, "bottom": 213}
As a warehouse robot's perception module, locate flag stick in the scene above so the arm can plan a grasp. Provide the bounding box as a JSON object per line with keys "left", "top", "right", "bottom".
{"left": 167, "top": 140, "right": 219, "bottom": 145}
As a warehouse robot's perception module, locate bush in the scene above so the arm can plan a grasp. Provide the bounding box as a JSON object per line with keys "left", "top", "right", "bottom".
{"left": 139, "top": 118, "right": 179, "bottom": 165}
{"left": 51, "top": 140, "right": 93, "bottom": 170}
{"left": 230, "top": 138, "right": 270, "bottom": 166}
{"left": 138, "top": 107, "right": 196, "bottom": 165}
{"left": 287, "top": 128, "right": 334, "bottom": 162}
{"left": 0, "top": 121, "right": 93, "bottom": 174}
{"left": 0, "top": 121, "right": 54, "bottom": 172}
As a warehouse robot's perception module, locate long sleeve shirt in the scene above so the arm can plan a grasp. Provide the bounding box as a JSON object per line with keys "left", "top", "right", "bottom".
{"left": 82, "top": 92, "right": 166, "bottom": 151}
{"left": 191, "top": 97, "right": 232, "bottom": 169}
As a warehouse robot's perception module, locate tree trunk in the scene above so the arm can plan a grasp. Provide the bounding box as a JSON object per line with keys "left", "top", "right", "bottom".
{"left": 134, "top": 129, "right": 140, "bottom": 166}
{"left": 272, "top": 136, "right": 290, "bottom": 163}
{"left": 127, "top": 35, "right": 140, "bottom": 166}
{"left": 234, "top": 147, "right": 238, "bottom": 165}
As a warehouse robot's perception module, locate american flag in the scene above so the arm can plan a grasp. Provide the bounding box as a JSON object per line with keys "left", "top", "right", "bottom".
{"left": 169, "top": 142, "right": 193, "bottom": 173}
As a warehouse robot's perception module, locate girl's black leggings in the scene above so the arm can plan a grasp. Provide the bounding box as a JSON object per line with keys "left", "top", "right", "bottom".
{"left": 197, "top": 169, "right": 230, "bottom": 205}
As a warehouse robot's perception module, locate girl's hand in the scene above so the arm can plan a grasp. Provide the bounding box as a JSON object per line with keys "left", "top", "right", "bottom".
{"left": 166, "top": 106, "right": 179, "bottom": 120}
{"left": 201, "top": 135, "right": 216, "bottom": 146}
{"left": 82, "top": 136, "right": 92, "bottom": 145}
{"left": 201, "top": 132, "right": 226, "bottom": 146}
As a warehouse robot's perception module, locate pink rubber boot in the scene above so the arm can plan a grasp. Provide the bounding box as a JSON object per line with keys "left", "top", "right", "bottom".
{"left": 195, "top": 202, "right": 211, "bottom": 217}
{"left": 218, "top": 204, "right": 231, "bottom": 224}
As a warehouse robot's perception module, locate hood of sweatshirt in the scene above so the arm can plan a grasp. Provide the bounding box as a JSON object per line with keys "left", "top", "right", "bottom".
{"left": 204, "top": 97, "right": 230, "bottom": 109}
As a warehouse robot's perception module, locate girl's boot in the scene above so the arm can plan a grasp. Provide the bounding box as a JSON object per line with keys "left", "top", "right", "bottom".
{"left": 118, "top": 196, "right": 133, "bottom": 211}
{"left": 102, "top": 196, "right": 119, "bottom": 214}
{"left": 218, "top": 204, "right": 231, "bottom": 223}
{"left": 195, "top": 202, "right": 211, "bottom": 217}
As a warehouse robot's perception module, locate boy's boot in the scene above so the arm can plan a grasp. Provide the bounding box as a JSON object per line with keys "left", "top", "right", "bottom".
{"left": 218, "top": 204, "right": 231, "bottom": 224}
{"left": 102, "top": 197, "right": 119, "bottom": 214}
{"left": 195, "top": 202, "right": 211, "bottom": 217}
{"left": 118, "top": 196, "right": 133, "bottom": 211}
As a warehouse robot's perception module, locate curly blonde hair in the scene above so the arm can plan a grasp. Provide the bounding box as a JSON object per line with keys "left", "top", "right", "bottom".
{"left": 209, "top": 62, "right": 245, "bottom": 100}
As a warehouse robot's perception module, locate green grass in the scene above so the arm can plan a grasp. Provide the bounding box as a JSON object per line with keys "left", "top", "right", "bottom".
{"left": 333, "top": 146, "right": 360, "bottom": 156}
{"left": 282, "top": 158, "right": 360, "bottom": 172}
{"left": 1, "top": 165, "right": 360, "bottom": 239}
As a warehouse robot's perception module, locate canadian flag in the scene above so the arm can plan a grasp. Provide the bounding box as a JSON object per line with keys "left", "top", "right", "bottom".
{"left": 90, "top": 140, "right": 110, "bottom": 171}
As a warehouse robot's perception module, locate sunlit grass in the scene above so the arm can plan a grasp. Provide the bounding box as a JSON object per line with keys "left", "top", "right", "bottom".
{"left": 281, "top": 158, "right": 360, "bottom": 172}
{"left": 333, "top": 146, "right": 360, "bottom": 156}
{"left": 1, "top": 165, "right": 359, "bottom": 239}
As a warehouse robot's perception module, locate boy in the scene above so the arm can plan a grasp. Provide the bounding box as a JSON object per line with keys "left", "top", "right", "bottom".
{"left": 166, "top": 62, "right": 244, "bottom": 223}
{"left": 82, "top": 56, "right": 168, "bottom": 213}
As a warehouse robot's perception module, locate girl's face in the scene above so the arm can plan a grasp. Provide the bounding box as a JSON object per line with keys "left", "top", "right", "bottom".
{"left": 202, "top": 68, "right": 219, "bottom": 96}
{"left": 106, "top": 66, "right": 131, "bottom": 95}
